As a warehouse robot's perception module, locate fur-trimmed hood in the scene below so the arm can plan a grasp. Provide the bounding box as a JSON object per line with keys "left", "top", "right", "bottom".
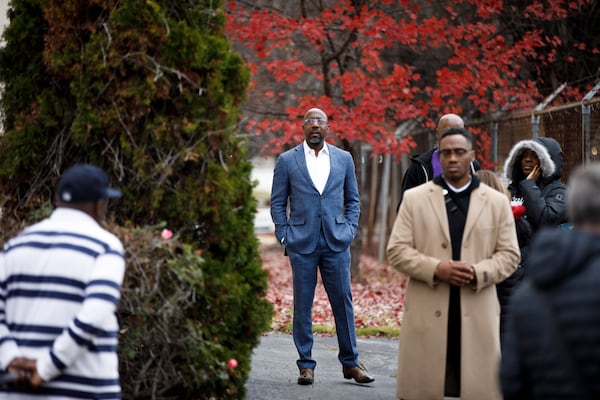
{"left": 503, "top": 137, "right": 563, "bottom": 184}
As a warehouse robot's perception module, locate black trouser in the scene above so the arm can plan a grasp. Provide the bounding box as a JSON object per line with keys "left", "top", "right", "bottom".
{"left": 445, "top": 285, "right": 461, "bottom": 397}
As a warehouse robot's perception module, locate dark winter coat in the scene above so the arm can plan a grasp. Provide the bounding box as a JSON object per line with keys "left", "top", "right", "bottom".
{"left": 504, "top": 137, "right": 568, "bottom": 231}
{"left": 400, "top": 148, "right": 437, "bottom": 202}
{"left": 500, "top": 228, "right": 600, "bottom": 399}
{"left": 497, "top": 137, "right": 568, "bottom": 334}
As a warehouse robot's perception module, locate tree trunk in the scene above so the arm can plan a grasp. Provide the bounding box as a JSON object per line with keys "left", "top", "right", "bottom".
{"left": 350, "top": 141, "right": 366, "bottom": 282}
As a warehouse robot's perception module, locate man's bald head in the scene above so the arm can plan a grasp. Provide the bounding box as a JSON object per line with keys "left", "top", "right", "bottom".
{"left": 304, "top": 107, "right": 327, "bottom": 120}
{"left": 436, "top": 113, "right": 464, "bottom": 142}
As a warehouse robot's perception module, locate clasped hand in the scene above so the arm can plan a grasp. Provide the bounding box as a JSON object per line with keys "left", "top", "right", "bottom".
{"left": 435, "top": 260, "right": 475, "bottom": 286}
{"left": 5, "top": 357, "right": 44, "bottom": 388}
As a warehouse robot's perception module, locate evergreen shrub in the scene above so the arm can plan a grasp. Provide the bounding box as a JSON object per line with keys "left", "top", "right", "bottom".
{"left": 116, "top": 223, "right": 271, "bottom": 399}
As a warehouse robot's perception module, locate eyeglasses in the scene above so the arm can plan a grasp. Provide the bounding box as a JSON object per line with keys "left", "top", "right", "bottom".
{"left": 439, "top": 148, "right": 472, "bottom": 157}
{"left": 304, "top": 118, "right": 327, "bottom": 125}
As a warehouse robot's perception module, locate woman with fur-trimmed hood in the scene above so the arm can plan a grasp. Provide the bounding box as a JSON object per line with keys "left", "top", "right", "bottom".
{"left": 498, "top": 137, "right": 568, "bottom": 337}
{"left": 504, "top": 137, "right": 567, "bottom": 232}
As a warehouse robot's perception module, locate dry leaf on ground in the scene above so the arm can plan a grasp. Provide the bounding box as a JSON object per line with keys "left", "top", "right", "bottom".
{"left": 260, "top": 239, "right": 407, "bottom": 333}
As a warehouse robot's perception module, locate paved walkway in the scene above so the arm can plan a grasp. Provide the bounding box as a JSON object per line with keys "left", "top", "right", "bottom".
{"left": 246, "top": 332, "right": 399, "bottom": 400}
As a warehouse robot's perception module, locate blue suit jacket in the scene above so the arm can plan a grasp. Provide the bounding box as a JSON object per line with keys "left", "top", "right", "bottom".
{"left": 270, "top": 143, "right": 360, "bottom": 254}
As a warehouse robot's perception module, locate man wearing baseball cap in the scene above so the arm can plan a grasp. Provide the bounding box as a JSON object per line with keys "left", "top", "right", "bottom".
{"left": 0, "top": 163, "right": 125, "bottom": 399}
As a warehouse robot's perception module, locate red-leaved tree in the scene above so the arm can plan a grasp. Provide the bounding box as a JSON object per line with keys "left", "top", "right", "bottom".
{"left": 226, "top": 0, "right": 598, "bottom": 165}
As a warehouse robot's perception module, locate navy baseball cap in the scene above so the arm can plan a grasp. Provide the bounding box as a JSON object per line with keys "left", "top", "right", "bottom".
{"left": 58, "top": 163, "right": 122, "bottom": 203}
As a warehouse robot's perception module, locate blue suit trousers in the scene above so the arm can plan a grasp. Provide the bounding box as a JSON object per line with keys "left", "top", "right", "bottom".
{"left": 287, "top": 230, "right": 359, "bottom": 370}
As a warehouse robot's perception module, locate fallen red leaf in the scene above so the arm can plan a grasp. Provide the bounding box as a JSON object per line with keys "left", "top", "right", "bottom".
{"left": 260, "top": 236, "right": 407, "bottom": 333}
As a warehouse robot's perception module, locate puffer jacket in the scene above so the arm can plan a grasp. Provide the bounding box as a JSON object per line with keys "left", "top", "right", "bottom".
{"left": 497, "top": 137, "right": 568, "bottom": 336}
{"left": 500, "top": 228, "right": 600, "bottom": 399}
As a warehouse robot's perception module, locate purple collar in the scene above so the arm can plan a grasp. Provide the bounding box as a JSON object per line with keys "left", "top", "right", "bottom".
{"left": 432, "top": 149, "right": 443, "bottom": 178}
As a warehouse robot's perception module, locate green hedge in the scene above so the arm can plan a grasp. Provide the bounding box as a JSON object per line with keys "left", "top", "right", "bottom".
{"left": 116, "top": 224, "right": 272, "bottom": 399}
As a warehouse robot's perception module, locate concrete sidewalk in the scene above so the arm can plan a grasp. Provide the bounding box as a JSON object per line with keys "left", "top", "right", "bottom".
{"left": 246, "top": 332, "right": 399, "bottom": 400}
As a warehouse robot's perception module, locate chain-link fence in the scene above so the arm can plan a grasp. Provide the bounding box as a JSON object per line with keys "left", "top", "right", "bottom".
{"left": 591, "top": 101, "right": 600, "bottom": 162}
{"left": 467, "top": 97, "right": 600, "bottom": 182}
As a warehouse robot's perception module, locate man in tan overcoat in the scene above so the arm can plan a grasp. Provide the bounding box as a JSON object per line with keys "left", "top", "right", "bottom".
{"left": 387, "top": 128, "right": 520, "bottom": 400}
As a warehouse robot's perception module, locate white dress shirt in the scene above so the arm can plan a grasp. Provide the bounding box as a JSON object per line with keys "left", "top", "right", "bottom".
{"left": 304, "top": 140, "right": 330, "bottom": 194}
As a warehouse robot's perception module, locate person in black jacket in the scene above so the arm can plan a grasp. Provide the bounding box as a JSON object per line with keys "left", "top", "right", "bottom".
{"left": 398, "top": 114, "right": 480, "bottom": 210}
{"left": 476, "top": 169, "right": 532, "bottom": 340}
{"left": 497, "top": 137, "right": 568, "bottom": 337}
{"left": 500, "top": 162, "right": 600, "bottom": 399}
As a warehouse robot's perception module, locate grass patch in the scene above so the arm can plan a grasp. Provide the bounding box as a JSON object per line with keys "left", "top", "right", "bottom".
{"left": 276, "top": 322, "right": 399, "bottom": 338}
{"left": 356, "top": 326, "right": 399, "bottom": 337}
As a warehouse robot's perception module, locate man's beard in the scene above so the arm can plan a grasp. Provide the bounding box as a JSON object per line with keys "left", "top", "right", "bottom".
{"left": 308, "top": 136, "right": 323, "bottom": 146}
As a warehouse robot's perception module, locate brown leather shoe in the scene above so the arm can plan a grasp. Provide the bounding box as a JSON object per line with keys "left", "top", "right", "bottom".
{"left": 343, "top": 364, "right": 374, "bottom": 384}
{"left": 297, "top": 368, "right": 314, "bottom": 385}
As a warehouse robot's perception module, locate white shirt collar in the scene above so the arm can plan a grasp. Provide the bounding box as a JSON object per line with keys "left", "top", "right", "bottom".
{"left": 444, "top": 177, "right": 472, "bottom": 193}
{"left": 303, "top": 140, "right": 329, "bottom": 156}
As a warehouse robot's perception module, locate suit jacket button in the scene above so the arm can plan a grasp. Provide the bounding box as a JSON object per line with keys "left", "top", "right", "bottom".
{"left": 441, "top": 243, "right": 448, "bottom": 249}
{"left": 435, "top": 310, "right": 441, "bottom": 317}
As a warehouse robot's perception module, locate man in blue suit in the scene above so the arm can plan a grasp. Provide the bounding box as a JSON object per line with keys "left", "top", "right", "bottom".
{"left": 270, "top": 107, "right": 374, "bottom": 385}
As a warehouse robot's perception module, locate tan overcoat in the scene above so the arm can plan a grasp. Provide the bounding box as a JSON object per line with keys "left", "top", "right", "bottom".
{"left": 386, "top": 181, "right": 520, "bottom": 400}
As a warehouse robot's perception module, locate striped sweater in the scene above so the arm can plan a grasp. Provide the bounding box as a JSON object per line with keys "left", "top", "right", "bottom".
{"left": 0, "top": 208, "right": 125, "bottom": 399}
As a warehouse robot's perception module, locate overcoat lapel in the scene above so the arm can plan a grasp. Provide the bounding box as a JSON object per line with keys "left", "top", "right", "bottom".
{"left": 463, "top": 187, "right": 485, "bottom": 241}
{"left": 427, "top": 185, "right": 451, "bottom": 243}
